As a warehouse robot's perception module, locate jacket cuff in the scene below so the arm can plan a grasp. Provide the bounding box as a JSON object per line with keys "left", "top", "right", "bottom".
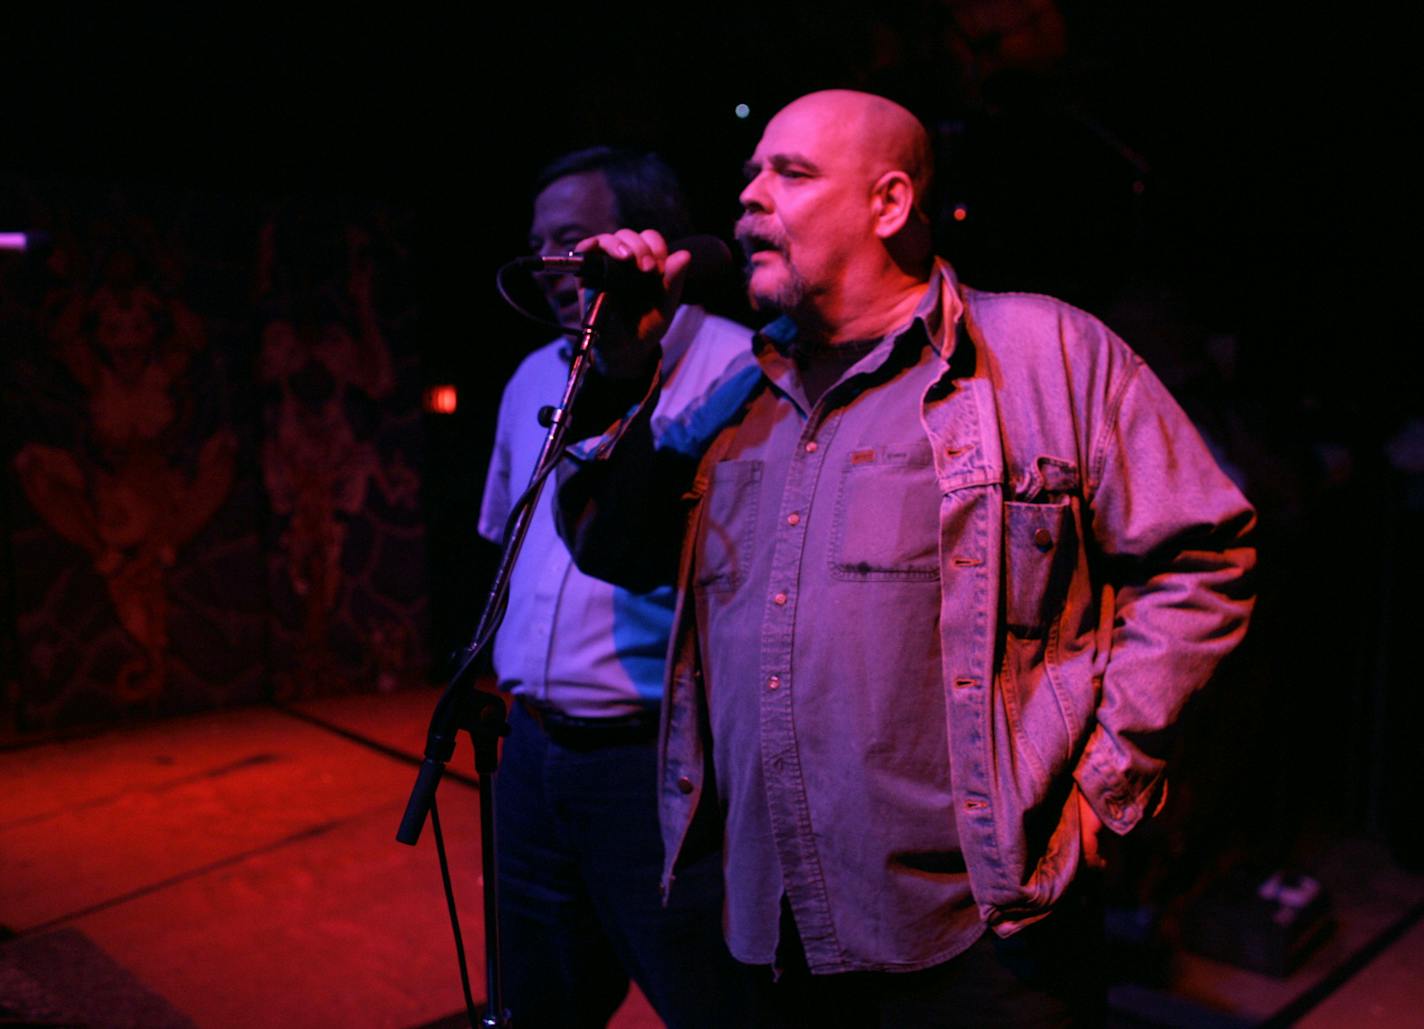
{"left": 1073, "top": 730, "right": 1167, "bottom": 836}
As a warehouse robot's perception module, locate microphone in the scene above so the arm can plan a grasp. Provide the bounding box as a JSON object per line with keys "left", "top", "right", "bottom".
{"left": 515, "top": 234, "right": 733, "bottom": 297}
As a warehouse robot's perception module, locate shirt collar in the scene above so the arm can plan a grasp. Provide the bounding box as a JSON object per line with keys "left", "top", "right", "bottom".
{"left": 657, "top": 305, "right": 705, "bottom": 373}
{"left": 753, "top": 258, "right": 965, "bottom": 362}
{"left": 914, "top": 259, "right": 965, "bottom": 359}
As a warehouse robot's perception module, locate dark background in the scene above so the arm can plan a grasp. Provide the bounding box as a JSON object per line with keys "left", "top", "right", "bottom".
{"left": 6, "top": 2, "right": 1414, "bottom": 445}
{"left": 3, "top": 0, "right": 1419, "bottom": 890}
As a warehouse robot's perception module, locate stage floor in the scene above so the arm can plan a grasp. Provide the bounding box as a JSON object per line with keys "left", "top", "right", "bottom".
{"left": 2, "top": 689, "right": 1420, "bottom": 1027}
{"left": 0, "top": 689, "right": 658, "bottom": 1028}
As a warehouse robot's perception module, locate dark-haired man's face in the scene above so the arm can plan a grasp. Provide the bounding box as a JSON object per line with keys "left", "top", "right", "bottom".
{"left": 529, "top": 170, "right": 620, "bottom": 335}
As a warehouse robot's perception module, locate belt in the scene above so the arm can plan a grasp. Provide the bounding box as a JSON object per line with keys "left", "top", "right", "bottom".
{"left": 517, "top": 698, "right": 660, "bottom": 750}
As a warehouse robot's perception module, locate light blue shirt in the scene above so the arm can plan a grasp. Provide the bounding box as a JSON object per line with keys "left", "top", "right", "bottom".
{"left": 479, "top": 306, "right": 751, "bottom": 717}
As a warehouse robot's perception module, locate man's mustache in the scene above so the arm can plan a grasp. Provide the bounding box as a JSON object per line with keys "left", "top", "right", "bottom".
{"left": 734, "top": 217, "right": 787, "bottom": 259}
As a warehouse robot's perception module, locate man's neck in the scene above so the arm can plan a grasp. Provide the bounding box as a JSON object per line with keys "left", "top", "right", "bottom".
{"left": 799, "top": 263, "right": 932, "bottom": 346}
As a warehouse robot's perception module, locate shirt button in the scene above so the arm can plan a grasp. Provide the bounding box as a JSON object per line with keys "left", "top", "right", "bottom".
{"left": 786, "top": 512, "right": 801, "bottom": 526}
{"left": 768, "top": 675, "right": 781, "bottom": 690}
{"left": 1033, "top": 527, "right": 1054, "bottom": 550}
{"left": 804, "top": 441, "right": 818, "bottom": 453}
{"left": 773, "top": 592, "right": 788, "bottom": 606}
{"left": 676, "top": 775, "right": 694, "bottom": 794}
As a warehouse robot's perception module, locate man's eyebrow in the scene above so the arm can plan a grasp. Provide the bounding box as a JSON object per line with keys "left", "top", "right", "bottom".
{"left": 743, "top": 153, "right": 821, "bottom": 178}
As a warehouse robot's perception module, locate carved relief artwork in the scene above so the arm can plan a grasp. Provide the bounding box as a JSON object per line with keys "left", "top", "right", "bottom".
{"left": 257, "top": 222, "right": 420, "bottom": 697}
{"left": 14, "top": 248, "right": 236, "bottom": 703}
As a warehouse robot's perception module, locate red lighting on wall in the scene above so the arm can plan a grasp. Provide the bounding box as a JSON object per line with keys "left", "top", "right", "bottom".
{"left": 424, "top": 385, "right": 458, "bottom": 415}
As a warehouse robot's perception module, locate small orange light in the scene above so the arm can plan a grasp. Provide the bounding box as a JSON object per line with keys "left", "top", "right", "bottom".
{"left": 424, "top": 385, "right": 458, "bottom": 414}
{"left": 952, "top": 204, "right": 969, "bottom": 222}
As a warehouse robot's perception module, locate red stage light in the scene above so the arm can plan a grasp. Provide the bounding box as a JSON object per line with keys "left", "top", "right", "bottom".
{"left": 424, "top": 385, "right": 458, "bottom": 415}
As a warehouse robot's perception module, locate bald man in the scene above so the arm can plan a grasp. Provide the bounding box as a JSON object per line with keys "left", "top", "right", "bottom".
{"left": 559, "top": 91, "right": 1255, "bottom": 1025}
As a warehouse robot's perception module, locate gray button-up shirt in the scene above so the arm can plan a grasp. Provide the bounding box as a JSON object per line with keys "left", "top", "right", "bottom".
{"left": 698, "top": 316, "right": 983, "bottom": 971}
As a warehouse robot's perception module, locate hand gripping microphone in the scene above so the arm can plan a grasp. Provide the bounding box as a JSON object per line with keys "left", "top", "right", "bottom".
{"left": 515, "top": 234, "right": 733, "bottom": 301}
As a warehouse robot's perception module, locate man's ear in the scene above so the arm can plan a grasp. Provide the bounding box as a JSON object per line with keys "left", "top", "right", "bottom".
{"left": 870, "top": 170, "right": 917, "bottom": 240}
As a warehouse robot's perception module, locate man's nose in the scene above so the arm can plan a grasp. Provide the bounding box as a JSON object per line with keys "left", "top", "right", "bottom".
{"left": 739, "top": 174, "right": 770, "bottom": 214}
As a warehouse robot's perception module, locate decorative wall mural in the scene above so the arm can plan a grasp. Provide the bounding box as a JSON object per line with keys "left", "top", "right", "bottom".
{"left": 14, "top": 250, "right": 236, "bottom": 703}
{"left": 256, "top": 220, "right": 424, "bottom": 698}
{"left": 3, "top": 196, "right": 428, "bottom": 731}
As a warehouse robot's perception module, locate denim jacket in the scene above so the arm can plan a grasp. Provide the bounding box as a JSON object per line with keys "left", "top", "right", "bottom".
{"left": 560, "top": 261, "right": 1256, "bottom": 936}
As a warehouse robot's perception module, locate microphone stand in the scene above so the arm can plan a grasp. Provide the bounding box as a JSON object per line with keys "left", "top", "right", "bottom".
{"left": 397, "top": 291, "right": 610, "bottom": 1028}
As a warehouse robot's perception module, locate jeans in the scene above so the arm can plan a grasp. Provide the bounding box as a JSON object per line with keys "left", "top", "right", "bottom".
{"left": 495, "top": 701, "right": 749, "bottom": 1028}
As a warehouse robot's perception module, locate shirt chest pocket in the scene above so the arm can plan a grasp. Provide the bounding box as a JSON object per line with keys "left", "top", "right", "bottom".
{"left": 829, "top": 442, "right": 942, "bottom": 581}
{"left": 693, "top": 459, "right": 763, "bottom": 593}
{"left": 1002, "top": 478, "right": 1076, "bottom": 634}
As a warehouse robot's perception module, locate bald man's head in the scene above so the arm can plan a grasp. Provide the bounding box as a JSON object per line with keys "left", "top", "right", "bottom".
{"left": 736, "top": 90, "right": 936, "bottom": 333}
{"left": 772, "top": 90, "right": 934, "bottom": 213}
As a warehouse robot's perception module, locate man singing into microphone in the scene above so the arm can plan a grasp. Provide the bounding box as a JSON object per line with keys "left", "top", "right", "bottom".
{"left": 559, "top": 92, "right": 1255, "bottom": 1025}
{"left": 479, "top": 147, "right": 751, "bottom": 1026}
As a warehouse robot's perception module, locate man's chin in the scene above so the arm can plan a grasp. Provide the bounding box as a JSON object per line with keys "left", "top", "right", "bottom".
{"left": 538, "top": 276, "right": 582, "bottom": 330}
{"left": 745, "top": 270, "right": 801, "bottom": 314}
{"left": 747, "top": 289, "right": 783, "bottom": 314}
{"left": 744, "top": 261, "right": 776, "bottom": 301}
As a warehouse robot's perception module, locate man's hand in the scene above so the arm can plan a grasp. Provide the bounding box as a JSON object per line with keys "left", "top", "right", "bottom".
{"left": 574, "top": 229, "right": 692, "bottom": 379}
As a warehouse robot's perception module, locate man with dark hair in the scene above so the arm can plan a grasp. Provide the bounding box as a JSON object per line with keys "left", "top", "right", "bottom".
{"left": 531, "top": 146, "right": 695, "bottom": 248}
{"left": 479, "top": 147, "right": 750, "bottom": 1026}
{"left": 559, "top": 93, "right": 1255, "bottom": 1025}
